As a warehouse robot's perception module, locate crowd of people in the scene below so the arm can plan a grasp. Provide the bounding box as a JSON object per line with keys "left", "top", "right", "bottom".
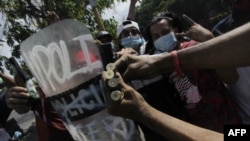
{"left": 1, "top": 0, "right": 250, "bottom": 141}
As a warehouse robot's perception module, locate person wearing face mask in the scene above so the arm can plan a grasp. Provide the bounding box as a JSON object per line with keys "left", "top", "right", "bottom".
{"left": 116, "top": 20, "right": 146, "bottom": 57}
{"left": 145, "top": 11, "right": 241, "bottom": 132}
{"left": 116, "top": 10, "right": 184, "bottom": 141}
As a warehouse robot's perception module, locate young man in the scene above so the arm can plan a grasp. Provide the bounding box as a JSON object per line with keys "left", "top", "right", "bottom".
{"left": 116, "top": 20, "right": 146, "bottom": 56}
{"left": 117, "top": 12, "right": 241, "bottom": 133}
{"left": 148, "top": 12, "right": 241, "bottom": 132}
{"left": 115, "top": 4, "right": 184, "bottom": 141}
{"left": 102, "top": 22, "right": 250, "bottom": 141}
{"left": 116, "top": 20, "right": 185, "bottom": 141}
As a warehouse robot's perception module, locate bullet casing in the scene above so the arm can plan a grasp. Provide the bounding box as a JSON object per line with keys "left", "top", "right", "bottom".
{"left": 105, "top": 70, "right": 115, "bottom": 79}
{"left": 106, "top": 63, "right": 116, "bottom": 72}
{"left": 108, "top": 78, "right": 119, "bottom": 88}
{"left": 111, "top": 90, "right": 124, "bottom": 101}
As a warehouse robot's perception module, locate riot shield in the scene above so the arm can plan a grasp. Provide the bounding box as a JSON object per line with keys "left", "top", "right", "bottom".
{"left": 20, "top": 19, "right": 143, "bottom": 141}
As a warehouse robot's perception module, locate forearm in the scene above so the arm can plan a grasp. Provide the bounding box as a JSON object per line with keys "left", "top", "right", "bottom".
{"left": 198, "top": 31, "right": 214, "bottom": 42}
{"left": 178, "top": 22, "right": 250, "bottom": 69}
{"left": 141, "top": 103, "right": 223, "bottom": 141}
{"left": 127, "top": 1, "right": 137, "bottom": 20}
{"left": 152, "top": 22, "right": 250, "bottom": 74}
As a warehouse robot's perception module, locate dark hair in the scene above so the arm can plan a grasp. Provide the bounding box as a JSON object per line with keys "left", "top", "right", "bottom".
{"left": 145, "top": 11, "right": 183, "bottom": 54}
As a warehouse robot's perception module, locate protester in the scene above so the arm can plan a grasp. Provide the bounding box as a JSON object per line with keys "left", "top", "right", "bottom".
{"left": 4, "top": 74, "right": 74, "bottom": 141}
{"left": 102, "top": 72, "right": 223, "bottom": 141}
{"left": 3, "top": 12, "right": 75, "bottom": 141}
{"left": 115, "top": 0, "right": 147, "bottom": 58}
{"left": 116, "top": 20, "right": 146, "bottom": 57}
{"left": 115, "top": 2, "right": 185, "bottom": 141}
{"left": 102, "top": 22, "right": 250, "bottom": 141}
{"left": 100, "top": 22, "right": 181, "bottom": 141}
{"left": 176, "top": 1, "right": 250, "bottom": 124}
{"left": 115, "top": 22, "right": 250, "bottom": 80}
{"left": 212, "top": 0, "right": 250, "bottom": 36}
{"left": 144, "top": 11, "right": 241, "bottom": 132}
{"left": 212, "top": 0, "right": 250, "bottom": 124}
{"left": 95, "top": 30, "right": 113, "bottom": 44}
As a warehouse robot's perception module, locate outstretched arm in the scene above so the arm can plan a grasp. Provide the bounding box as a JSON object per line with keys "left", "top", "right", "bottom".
{"left": 142, "top": 103, "right": 223, "bottom": 141}
{"left": 177, "top": 22, "right": 250, "bottom": 69}
{"left": 102, "top": 72, "right": 223, "bottom": 141}
{"left": 115, "top": 22, "right": 250, "bottom": 81}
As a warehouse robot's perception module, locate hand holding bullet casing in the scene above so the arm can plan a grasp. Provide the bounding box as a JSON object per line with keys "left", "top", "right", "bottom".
{"left": 104, "top": 63, "right": 124, "bottom": 101}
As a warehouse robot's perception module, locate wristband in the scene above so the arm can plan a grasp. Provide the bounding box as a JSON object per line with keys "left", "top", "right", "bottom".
{"left": 171, "top": 50, "right": 184, "bottom": 77}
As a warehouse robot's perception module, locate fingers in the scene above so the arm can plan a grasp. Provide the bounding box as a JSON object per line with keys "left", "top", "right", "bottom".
{"left": 182, "top": 14, "right": 197, "bottom": 26}
{"left": 116, "top": 48, "right": 138, "bottom": 58}
{"left": 114, "top": 55, "right": 129, "bottom": 76}
{"left": 6, "top": 98, "right": 28, "bottom": 109}
{"left": 6, "top": 87, "right": 29, "bottom": 98}
{"left": 175, "top": 14, "right": 197, "bottom": 38}
{"left": 5, "top": 86, "right": 30, "bottom": 109}
{"left": 102, "top": 71, "right": 110, "bottom": 102}
{"left": 115, "top": 72, "right": 128, "bottom": 89}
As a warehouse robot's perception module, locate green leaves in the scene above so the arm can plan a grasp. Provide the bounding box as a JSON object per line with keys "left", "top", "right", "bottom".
{"left": 0, "top": 0, "right": 120, "bottom": 71}
{"left": 136, "top": 0, "right": 230, "bottom": 31}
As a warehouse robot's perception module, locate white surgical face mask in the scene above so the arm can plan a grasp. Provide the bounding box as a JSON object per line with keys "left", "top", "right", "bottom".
{"left": 153, "top": 32, "right": 177, "bottom": 53}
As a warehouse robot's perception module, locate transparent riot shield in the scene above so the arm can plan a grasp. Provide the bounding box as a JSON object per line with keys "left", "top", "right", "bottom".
{"left": 20, "top": 19, "right": 143, "bottom": 141}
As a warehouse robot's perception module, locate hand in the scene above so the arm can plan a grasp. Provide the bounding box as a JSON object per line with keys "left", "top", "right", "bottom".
{"left": 102, "top": 71, "right": 147, "bottom": 121}
{"left": 176, "top": 14, "right": 214, "bottom": 42}
{"left": 115, "top": 48, "right": 138, "bottom": 59}
{"left": 5, "top": 86, "right": 30, "bottom": 114}
{"left": 46, "top": 11, "right": 60, "bottom": 24}
{"left": 114, "top": 54, "right": 158, "bottom": 82}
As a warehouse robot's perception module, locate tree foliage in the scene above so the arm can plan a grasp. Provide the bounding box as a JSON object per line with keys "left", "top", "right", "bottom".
{"left": 0, "top": 0, "right": 126, "bottom": 72}
{"left": 136, "top": 0, "right": 231, "bottom": 32}
{"left": 0, "top": 0, "right": 232, "bottom": 73}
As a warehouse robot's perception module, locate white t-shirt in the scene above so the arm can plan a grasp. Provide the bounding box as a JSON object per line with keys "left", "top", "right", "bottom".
{"left": 228, "top": 67, "right": 250, "bottom": 124}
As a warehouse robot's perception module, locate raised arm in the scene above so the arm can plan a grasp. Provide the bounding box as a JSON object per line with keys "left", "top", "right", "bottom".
{"left": 127, "top": 0, "right": 138, "bottom": 21}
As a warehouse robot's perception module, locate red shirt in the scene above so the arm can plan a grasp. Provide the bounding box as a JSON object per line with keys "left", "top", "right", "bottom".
{"left": 35, "top": 87, "right": 74, "bottom": 141}
{"left": 169, "top": 40, "right": 241, "bottom": 132}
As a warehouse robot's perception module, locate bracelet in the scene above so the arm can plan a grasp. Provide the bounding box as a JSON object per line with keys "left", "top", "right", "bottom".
{"left": 171, "top": 50, "right": 184, "bottom": 77}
